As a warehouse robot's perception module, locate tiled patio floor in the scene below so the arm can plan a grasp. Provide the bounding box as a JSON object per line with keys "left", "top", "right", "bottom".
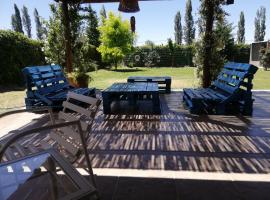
{"left": 1, "top": 91, "right": 270, "bottom": 199}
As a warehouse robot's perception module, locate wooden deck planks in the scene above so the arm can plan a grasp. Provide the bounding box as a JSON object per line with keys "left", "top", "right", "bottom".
{"left": 1, "top": 91, "right": 270, "bottom": 174}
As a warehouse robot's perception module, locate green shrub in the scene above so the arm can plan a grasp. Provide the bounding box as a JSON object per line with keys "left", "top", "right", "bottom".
{"left": 0, "top": 30, "right": 45, "bottom": 86}
{"left": 260, "top": 48, "right": 270, "bottom": 70}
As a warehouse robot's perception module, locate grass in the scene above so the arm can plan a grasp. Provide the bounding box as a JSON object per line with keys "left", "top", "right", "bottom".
{"left": 1, "top": 66, "right": 270, "bottom": 113}
{"left": 88, "top": 66, "right": 199, "bottom": 90}
{"left": 0, "top": 89, "right": 25, "bottom": 113}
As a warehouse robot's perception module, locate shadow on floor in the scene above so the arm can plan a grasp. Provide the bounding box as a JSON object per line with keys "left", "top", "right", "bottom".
{"left": 96, "top": 176, "right": 270, "bottom": 200}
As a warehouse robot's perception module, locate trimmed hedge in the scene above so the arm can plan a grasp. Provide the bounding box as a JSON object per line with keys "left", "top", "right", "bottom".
{"left": 125, "top": 44, "right": 250, "bottom": 67}
{"left": 231, "top": 44, "right": 250, "bottom": 63}
{"left": 125, "top": 45, "right": 194, "bottom": 67}
{"left": 0, "top": 30, "right": 45, "bottom": 86}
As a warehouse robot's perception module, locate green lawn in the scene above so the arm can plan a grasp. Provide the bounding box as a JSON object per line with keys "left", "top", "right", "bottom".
{"left": 1, "top": 66, "right": 270, "bottom": 113}
{"left": 89, "top": 67, "right": 199, "bottom": 90}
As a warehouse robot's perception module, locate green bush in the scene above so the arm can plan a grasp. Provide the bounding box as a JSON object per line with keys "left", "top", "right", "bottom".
{"left": 125, "top": 45, "right": 194, "bottom": 67}
{"left": 260, "top": 48, "right": 270, "bottom": 70}
{"left": 0, "top": 30, "right": 45, "bottom": 86}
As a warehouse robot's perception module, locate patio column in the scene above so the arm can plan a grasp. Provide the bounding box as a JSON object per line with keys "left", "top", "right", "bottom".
{"left": 202, "top": 0, "right": 214, "bottom": 88}
{"left": 62, "top": 0, "right": 73, "bottom": 73}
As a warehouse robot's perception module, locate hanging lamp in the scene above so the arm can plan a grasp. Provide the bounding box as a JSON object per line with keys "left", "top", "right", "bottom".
{"left": 118, "top": 0, "right": 140, "bottom": 13}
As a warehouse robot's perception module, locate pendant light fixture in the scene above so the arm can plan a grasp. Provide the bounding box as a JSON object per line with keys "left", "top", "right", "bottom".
{"left": 118, "top": 0, "right": 140, "bottom": 13}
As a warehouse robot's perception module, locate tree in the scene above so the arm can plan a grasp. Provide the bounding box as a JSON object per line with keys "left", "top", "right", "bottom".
{"left": 34, "top": 8, "right": 44, "bottom": 40}
{"left": 167, "top": 38, "right": 175, "bottom": 67}
{"left": 83, "top": 5, "right": 100, "bottom": 47}
{"left": 254, "top": 6, "right": 267, "bottom": 42}
{"left": 193, "top": 0, "right": 227, "bottom": 88}
{"left": 254, "top": 9, "right": 261, "bottom": 42}
{"left": 11, "top": 4, "right": 23, "bottom": 34}
{"left": 260, "top": 48, "right": 270, "bottom": 70}
{"left": 174, "top": 11, "right": 182, "bottom": 45}
{"left": 184, "top": 0, "right": 195, "bottom": 45}
{"left": 237, "top": 11, "right": 245, "bottom": 44}
{"left": 100, "top": 5, "right": 107, "bottom": 24}
{"left": 98, "top": 12, "right": 135, "bottom": 69}
{"left": 45, "top": 4, "right": 66, "bottom": 66}
{"left": 144, "top": 40, "right": 155, "bottom": 48}
{"left": 22, "top": 6, "right": 32, "bottom": 38}
{"left": 215, "top": 18, "right": 235, "bottom": 61}
{"left": 260, "top": 7, "right": 266, "bottom": 41}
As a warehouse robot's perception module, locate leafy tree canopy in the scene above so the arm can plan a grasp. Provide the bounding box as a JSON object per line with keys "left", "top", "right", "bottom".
{"left": 97, "top": 12, "right": 135, "bottom": 69}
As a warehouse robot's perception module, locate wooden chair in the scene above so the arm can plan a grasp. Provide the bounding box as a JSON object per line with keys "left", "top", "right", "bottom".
{"left": 0, "top": 92, "right": 101, "bottom": 183}
{"left": 183, "top": 62, "right": 258, "bottom": 115}
{"left": 0, "top": 120, "right": 99, "bottom": 198}
{"left": 40, "top": 92, "right": 101, "bottom": 165}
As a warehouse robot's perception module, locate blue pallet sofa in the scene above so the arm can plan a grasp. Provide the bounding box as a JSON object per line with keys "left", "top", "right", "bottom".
{"left": 22, "top": 65, "right": 95, "bottom": 109}
{"left": 183, "top": 62, "right": 258, "bottom": 115}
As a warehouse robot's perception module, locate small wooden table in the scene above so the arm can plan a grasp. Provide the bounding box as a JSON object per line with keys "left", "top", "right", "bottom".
{"left": 127, "top": 76, "right": 171, "bottom": 93}
{"left": 0, "top": 149, "right": 97, "bottom": 200}
{"left": 102, "top": 83, "right": 161, "bottom": 114}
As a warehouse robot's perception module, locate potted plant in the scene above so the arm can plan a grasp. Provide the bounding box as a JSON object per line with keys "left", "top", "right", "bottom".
{"left": 75, "top": 71, "right": 90, "bottom": 88}
{"left": 67, "top": 72, "right": 78, "bottom": 87}
{"left": 67, "top": 64, "right": 90, "bottom": 88}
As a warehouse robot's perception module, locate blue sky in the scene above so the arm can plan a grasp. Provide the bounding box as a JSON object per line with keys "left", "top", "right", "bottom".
{"left": 0, "top": 0, "right": 269, "bottom": 45}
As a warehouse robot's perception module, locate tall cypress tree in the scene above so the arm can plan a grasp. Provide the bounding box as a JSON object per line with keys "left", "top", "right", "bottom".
{"left": 184, "top": 0, "right": 195, "bottom": 45}
{"left": 254, "top": 9, "right": 260, "bottom": 42}
{"left": 11, "top": 4, "right": 24, "bottom": 33}
{"left": 254, "top": 6, "right": 267, "bottom": 42}
{"left": 85, "top": 5, "right": 100, "bottom": 47}
{"left": 34, "top": 8, "right": 43, "bottom": 40}
{"left": 237, "top": 11, "right": 245, "bottom": 44}
{"left": 259, "top": 6, "right": 266, "bottom": 41}
{"left": 22, "top": 6, "right": 32, "bottom": 38}
{"left": 100, "top": 5, "right": 107, "bottom": 24}
{"left": 174, "top": 11, "right": 182, "bottom": 45}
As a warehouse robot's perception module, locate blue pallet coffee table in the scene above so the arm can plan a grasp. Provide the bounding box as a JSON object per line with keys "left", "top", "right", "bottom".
{"left": 102, "top": 83, "right": 161, "bottom": 114}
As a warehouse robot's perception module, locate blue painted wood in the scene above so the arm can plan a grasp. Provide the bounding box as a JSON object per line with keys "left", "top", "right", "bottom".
{"left": 183, "top": 62, "right": 258, "bottom": 115}
{"left": 127, "top": 76, "right": 171, "bottom": 93}
{"left": 22, "top": 65, "right": 95, "bottom": 109}
{"left": 102, "top": 83, "right": 161, "bottom": 114}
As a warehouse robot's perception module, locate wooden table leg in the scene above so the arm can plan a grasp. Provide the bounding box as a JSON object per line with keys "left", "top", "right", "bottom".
{"left": 127, "top": 93, "right": 136, "bottom": 107}
{"left": 152, "top": 92, "right": 161, "bottom": 114}
{"left": 102, "top": 93, "right": 111, "bottom": 114}
{"left": 166, "top": 79, "right": 171, "bottom": 93}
